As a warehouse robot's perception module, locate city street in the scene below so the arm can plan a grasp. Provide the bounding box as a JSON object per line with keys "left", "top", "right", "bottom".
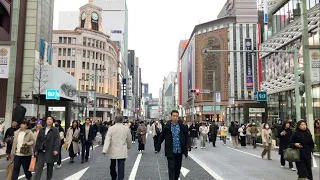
{"left": 0, "top": 133, "right": 318, "bottom": 180}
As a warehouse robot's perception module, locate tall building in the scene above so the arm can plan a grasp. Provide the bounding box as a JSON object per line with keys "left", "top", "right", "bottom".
{"left": 0, "top": 0, "right": 56, "bottom": 120}
{"left": 261, "top": 0, "right": 320, "bottom": 120}
{"left": 52, "top": 0, "right": 119, "bottom": 121}
{"left": 180, "top": 0, "right": 260, "bottom": 123}
{"left": 177, "top": 40, "right": 188, "bottom": 114}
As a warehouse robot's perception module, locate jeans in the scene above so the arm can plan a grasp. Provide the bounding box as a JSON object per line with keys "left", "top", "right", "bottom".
{"left": 261, "top": 143, "right": 271, "bottom": 159}
{"left": 82, "top": 141, "right": 91, "bottom": 161}
{"left": 201, "top": 135, "right": 207, "bottom": 147}
{"left": 110, "top": 159, "right": 126, "bottom": 180}
{"left": 167, "top": 153, "right": 183, "bottom": 180}
{"left": 221, "top": 136, "right": 227, "bottom": 144}
{"left": 34, "top": 152, "right": 54, "bottom": 180}
{"left": 191, "top": 137, "right": 197, "bottom": 147}
{"left": 153, "top": 135, "right": 159, "bottom": 151}
{"left": 12, "top": 155, "right": 32, "bottom": 180}
{"left": 131, "top": 131, "right": 136, "bottom": 141}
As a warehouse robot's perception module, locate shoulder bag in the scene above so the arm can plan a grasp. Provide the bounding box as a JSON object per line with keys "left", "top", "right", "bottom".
{"left": 283, "top": 148, "right": 300, "bottom": 162}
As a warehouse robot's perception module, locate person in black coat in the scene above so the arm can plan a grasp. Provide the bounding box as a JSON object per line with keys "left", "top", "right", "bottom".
{"left": 278, "top": 121, "right": 295, "bottom": 170}
{"left": 156, "top": 110, "right": 188, "bottom": 180}
{"left": 80, "top": 118, "right": 95, "bottom": 163}
{"left": 34, "top": 116, "right": 60, "bottom": 180}
{"left": 189, "top": 122, "right": 198, "bottom": 149}
{"left": 209, "top": 121, "right": 219, "bottom": 147}
{"left": 289, "top": 120, "right": 314, "bottom": 180}
{"left": 4, "top": 120, "right": 19, "bottom": 160}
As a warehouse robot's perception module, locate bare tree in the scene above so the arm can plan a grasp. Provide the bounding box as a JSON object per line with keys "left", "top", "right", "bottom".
{"left": 32, "top": 59, "right": 48, "bottom": 119}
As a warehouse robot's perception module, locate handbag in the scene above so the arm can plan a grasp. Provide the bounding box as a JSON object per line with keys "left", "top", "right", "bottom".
{"left": 283, "top": 148, "right": 300, "bottom": 162}
{"left": 271, "top": 139, "right": 276, "bottom": 149}
{"left": 72, "top": 137, "right": 79, "bottom": 142}
{"left": 6, "top": 161, "right": 13, "bottom": 180}
{"left": 29, "top": 157, "right": 36, "bottom": 172}
{"left": 20, "top": 144, "right": 31, "bottom": 154}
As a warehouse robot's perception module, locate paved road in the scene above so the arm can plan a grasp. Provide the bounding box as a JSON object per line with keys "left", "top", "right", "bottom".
{"left": 0, "top": 134, "right": 318, "bottom": 180}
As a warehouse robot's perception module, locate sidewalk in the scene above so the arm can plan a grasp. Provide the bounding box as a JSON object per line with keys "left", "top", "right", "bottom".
{"left": 256, "top": 143, "right": 320, "bottom": 158}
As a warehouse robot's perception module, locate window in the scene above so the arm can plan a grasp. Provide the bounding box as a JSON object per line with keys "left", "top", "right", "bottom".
{"left": 71, "top": 72, "right": 74, "bottom": 76}
{"left": 72, "top": 61, "right": 75, "bottom": 68}
{"left": 81, "top": 85, "right": 84, "bottom": 90}
{"left": 59, "top": 37, "right": 62, "bottom": 43}
{"left": 83, "top": 37, "right": 87, "bottom": 45}
{"left": 96, "top": 64, "right": 98, "bottom": 69}
{"left": 58, "top": 60, "right": 61, "bottom": 67}
{"left": 102, "top": 87, "right": 104, "bottom": 93}
{"left": 63, "top": 37, "right": 67, "bottom": 43}
{"left": 83, "top": 50, "right": 86, "bottom": 57}
{"left": 103, "top": 54, "right": 105, "bottom": 61}
{"left": 93, "top": 51, "right": 95, "bottom": 59}
{"left": 63, "top": 48, "right": 66, "bottom": 56}
{"left": 67, "top": 61, "right": 70, "bottom": 68}
{"left": 87, "top": 50, "right": 90, "bottom": 58}
{"left": 100, "top": 65, "right": 102, "bottom": 69}
{"left": 67, "top": 48, "right": 71, "bottom": 56}
{"left": 96, "top": 52, "right": 98, "bottom": 60}
{"left": 99, "top": 87, "right": 101, "bottom": 93}
{"left": 58, "top": 48, "right": 62, "bottom": 56}
{"left": 96, "top": 41, "right": 99, "bottom": 48}
{"left": 88, "top": 38, "right": 91, "bottom": 46}
{"left": 82, "top": 62, "right": 85, "bottom": 69}
{"left": 72, "top": 49, "right": 76, "bottom": 56}
{"left": 100, "top": 53, "right": 102, "bottom": 60}
{"left": 82, "top": 73, "right": 85, "bottom": 80}
{"left": 92, "top": 39, "right": 95, "bottom": 47}
{"left": 68, "top": 37, "right": 71, "bottom": 44}
{"left": 100, "top": 42, "right": 102, "bottom": 49}
{"left": 99, "top": 76, "right": 101, "bottom": 83}
{"left": 86, "top": 74, "right": 89, "bottom": 80}
{"left": 72, "top": 38, "right": 76, "bottom": 44}
{"left": 62, "top": 60, "right": 66, "bottom": 67}
{"left": 87, "top": 62, "right": 89, "bottom": 69}
{"left": 86, "top": 85, "right": 88, "bottom": 90}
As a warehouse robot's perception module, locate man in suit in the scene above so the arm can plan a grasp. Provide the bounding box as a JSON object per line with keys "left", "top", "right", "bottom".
{"left": 80, "top": 118, "right": 94, "bottom": 163}
{"left": 156, "top": 110, "right": 188, "bottom": 180}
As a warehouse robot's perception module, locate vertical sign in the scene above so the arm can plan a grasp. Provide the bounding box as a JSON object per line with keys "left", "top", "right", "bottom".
{"left": 310, "top": 50, "right": 320, "bottom": 83}
{"left": 216, "top": 92, "right": 221, "bottom": 103}
{"left": 263, "top": 0, "right": 268, "bottom": 24}
{"left": 122, "top": 78, "right": 127, "bottom": 109}
{"left": 87, "top": 91, "right": 94, "bottom": 104}
{"left": 0, "top": 46, "right": 10, "bottom": 78}
{"left": 245, "top": 38, "right": 253, "bottom": 89}
{"left": 187, "top": 46, "right": 192, "bottom": 98}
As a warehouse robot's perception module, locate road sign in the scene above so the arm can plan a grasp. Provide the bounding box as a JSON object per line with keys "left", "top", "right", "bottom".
{"left": 249, "top": 108, "right": 265, "bottom": 113}
{"left": 46, "top": 89, "right": 60, "bottom": 100}
{"left": 200, "top": 89, "right": 210, "bottom": 94}
{"left": 254, "top": 91, "right": 267, "bottom": 102}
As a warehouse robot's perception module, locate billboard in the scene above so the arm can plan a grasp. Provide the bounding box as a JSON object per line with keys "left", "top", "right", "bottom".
{"left": 0, "top": 46, "right": 10, "bottom": 78}
{"left": 245, "top": 38, "right": 253, "bottom": 89}
{"left": 187, "top": 45, "right": 193, "bottom": 98}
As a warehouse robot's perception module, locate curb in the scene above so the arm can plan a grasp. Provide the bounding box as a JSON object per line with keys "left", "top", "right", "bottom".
{"left": 256, "top": 143, "right": 320, "bottom": 158}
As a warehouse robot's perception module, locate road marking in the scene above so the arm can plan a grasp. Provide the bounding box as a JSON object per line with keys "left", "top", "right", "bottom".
{"left": 128, "top": 153, "right": 142, "bottom": 180}
{"left": 226, "top": 147, "right": 261, "bottom": 158}
{"left": 63, "top": 167, "right": 89, "bottom": 180}
{"left": 180, "top": 166, "right": 190, "bottom": 177}
{"left": 189, "top": 153, "right": 225, "bottom": 180}
{"left": 17, "top": 145, "right": 99, "bottom": 179}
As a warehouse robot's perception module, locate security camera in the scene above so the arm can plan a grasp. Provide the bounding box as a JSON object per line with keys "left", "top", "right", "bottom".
{"left": 25, "top": 94, "right": 30, "bottom": 98}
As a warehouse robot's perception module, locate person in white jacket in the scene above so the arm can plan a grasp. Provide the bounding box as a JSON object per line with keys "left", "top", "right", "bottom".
{"left": 238, "top": 124, "right": 247, "bottom": 147}
{"left": 199, "top": 123, "right": 209, "bottom": 149}
{"left": 102, "top": 115, "right": 132, "bottom": 180}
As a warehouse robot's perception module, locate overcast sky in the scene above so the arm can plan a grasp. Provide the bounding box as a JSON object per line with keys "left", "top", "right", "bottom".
{"left": 53, "top": 0, "right": 226, "bottom": 98}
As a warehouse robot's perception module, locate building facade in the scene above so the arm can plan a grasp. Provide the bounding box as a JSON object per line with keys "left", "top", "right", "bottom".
{"left": 261, "top": 0, "right": 320, "bottom": 121}
{"left": 52, "top": 1, "right": 119, "bottom": 121}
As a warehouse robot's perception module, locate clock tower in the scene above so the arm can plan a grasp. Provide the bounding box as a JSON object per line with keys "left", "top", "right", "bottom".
{"left": 79, "top": 0, "right": 103, "bottom": 32}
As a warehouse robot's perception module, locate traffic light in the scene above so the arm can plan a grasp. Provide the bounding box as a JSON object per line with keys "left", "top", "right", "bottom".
{"left": 189, "top": 89, "right": 200, "bottom": 95}
{"left": 195, "top": 89, "right": 200, "bottom": 95}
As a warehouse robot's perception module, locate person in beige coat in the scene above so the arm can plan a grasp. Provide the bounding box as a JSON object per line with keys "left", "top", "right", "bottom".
{"left": 65, "top": 120, "right": 80, "bottom": 163}
{"left": 137, "top": 121, "right": 147, "bottom": 153}
{"left": 261, "top": 123, "right": 272, "bottom": 160}
{"left": 103, "top": 115, "right": 132, "bottom": 180}
{"left": 11, "top": 121, "right": 36, "bottom": 180}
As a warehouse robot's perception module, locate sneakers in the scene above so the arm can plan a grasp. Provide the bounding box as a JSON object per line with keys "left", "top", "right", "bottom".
{"left": 281, "top": 166, "right": 284, "bottom": 168}
{"left": 56, "top": 165, "right": 61, "bottom": 169}
{"left": 291, "top": 168, "right": 296, "bottom": 171}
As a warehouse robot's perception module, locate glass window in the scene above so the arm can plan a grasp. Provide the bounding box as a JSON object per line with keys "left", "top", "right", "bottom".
{"left": 87, "top": 62, "right": 89, "bottom": 69}
{"left": 86, "top": 74, "right": 89, "bottom": 80}
{"left": 93, "top": 51, "right": 95, "bottom": 59}
{"left": 63, "top": 48, "right": 66, "bottom": 56}
{"left": 72, "top": 61, "right": 75, "bottom": 68}
{"left": 87, "top": 50, "right": 90, "bottom": 58}
{"left": 92, "top": 63, "right": 94, "bottom": 70}
{"left": 72, "top": 49, "right": 76, "bottom": 56}
{"left": 71, "top": 72, "right": 74, "bottom": 76}
{"left": 82, "top": 62, "right": 85, "bottom": 69}
{"left": 289, "top": 0, "right": 294, "bottom": 23}
{"left": 96, "top": 52, "right": 98, "bottom": 60}
{"left": 58, "top": 48, "right": 62, "bottom": 56}
{"left": 276, "top": 10, "right": 281, "bottom": 33}
{"left": 72, "top": 38, "right": 76, "bottom": 44}
{"left": 68, "top": 37, "right": 71, "bottom": 44}
{"left": 82, "top": 73, "right": 85, "bottom": 80}
{"left": 284, "top": 3, "right": 289, "bottom": 27}
{"left": 58, "top": 60, "right": 61, "bottom": 67}
{"left": 63, "top": 37, "right": 67, "bottom": 43}
{"left": 59, "top": 37, "right": 62, "bottom": 43}
{"left": 310, "top": 0, "right": 316, "bottom": 9}
{"left": 62, "top": 60, "right": 66, "bottom": 67}
{"left": 83, "top": 50, "right": 86, "bottom": 58}
{"left": 83, "top": 37, "right": 86, "bottom": 45}
{"left": 88, "top": 38, "right": 91, "bottom": 46}
{"left": 67, "top": 61, "right": 70, "bottom": 68}
{"left": 67, "top": 48, "right": 71, "bottom": 56}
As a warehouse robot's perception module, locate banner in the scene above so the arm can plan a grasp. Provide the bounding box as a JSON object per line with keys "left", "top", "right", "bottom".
{"left": 0, "top": 46, "right": 10, "bottom": 79}
{"left": 87, "top": 91, "right": 94, "bottom": 104}
{"left": 310, "top": 49, "right": 320, "bottom": 83}
{"left": 245, "top": 38, "right": 253, "bottom": 89}
{"left": 215, "top": 92, "right": 221, "bottom": 103}
{"left": 122, "top": 78, "right": 127, "bottom": 109}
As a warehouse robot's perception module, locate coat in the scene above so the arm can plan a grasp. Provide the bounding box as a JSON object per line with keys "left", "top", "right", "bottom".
{"left": 80, "top": 124, "right": 94, "bottom": 145}
{"left": 65, "top": 127, "right": 80, "bottom": 154}
{"left": 277, "top": 125, "right": 292, "bottom": 155}
{"left": 102, "top": 123, "right": 132, "bottom": 159}
{"left": 261, "top": 128, "right": 272, "bottom": 146}
{"left": 35, "top": 127, "right": 60, "bottom": 163}
{"left": 137, "top": 124, "right": 147, "bottom": 144}
{"left": 156, "top": 120, "right": 188, "bottom": 158}
{"left": 209, "top": 124, "right": 219, "bottom": 139}
{"left": 189, "top": 125, "right": 198, "bottom": 138}
{"left": 152, "top": 123, "right": 162, "bottom": 137}
{"left": 11, "top": 129, "right": 36, "bottom": 156}
{"left": 199, "top": 126, "right": 209, "bottom": 136}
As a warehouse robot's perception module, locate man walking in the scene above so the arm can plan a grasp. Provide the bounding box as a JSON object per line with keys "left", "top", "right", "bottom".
{"left": 156, "top": 110, "right": 188, "bottom": 180}
{"left": 209, "top": 121, "right": 219, "bottom": 147}
{"left": 80, "top": 118, "right": 94, "bottom": 163}
{"left": 103, "top": 115, "right": 132, "bottom": 180}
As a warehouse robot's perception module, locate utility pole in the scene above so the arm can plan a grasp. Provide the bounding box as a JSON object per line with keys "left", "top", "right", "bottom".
{"left": 4, "top": 0, "right": 21, "bottom": 131}
{"left": 301, "top": 0, "right": 314, "bottom": 137}
{"left": 191, "top": 92, "right": 195, "bottom": 121}
{"left": 212, "top": 71, "right": 216, "bottom": 121}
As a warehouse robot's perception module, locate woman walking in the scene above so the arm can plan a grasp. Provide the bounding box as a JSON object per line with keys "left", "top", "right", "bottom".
{"left": 261, "top": 123, "right": 272, "bottom": 160}
{"left": 238, "top": 124, "right": 247, "bottom": 147}
{"left": 278, "top": 121, "right": 295, "bottom": 171}
{"left": 137, "top": 121, "right": 147, "bottom": 153}
{"left": 250, "top": 123, "right": 259, "bottom": 148}
{"left": 289, "top": 120, "right": 314, "bottom": 180}
{"left": 199, "top": 123, "right": 209, "bottom": 148}
{"left": 65, "top": 120, "right": 80, "bottom": 163}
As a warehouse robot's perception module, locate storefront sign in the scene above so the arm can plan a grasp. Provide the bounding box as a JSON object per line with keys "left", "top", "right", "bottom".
{"left": 245, "top": 39, "right": 253, "bottom": 89}
{"left": 48, "top": 107, "right": 66, "bottom": 111}
{"left": 216, "top": 92, "right": 221, "bottom": 103}
{"left": 46, "top": 89, "right": 60, "bottom": 100}
{"left": 0, "top": 46, "right": 10, "bottom": 79}
{"left": 122, "top": 78, "right": 127, "bottom": 109}
{"left": 254, "top": 91, "right": 267, "bottom": 102}
{"left": 310, "top": 49, "right": 320, "bottom": 83}
{"left": 249, "top": 108, "right": 265, "bottom": 113}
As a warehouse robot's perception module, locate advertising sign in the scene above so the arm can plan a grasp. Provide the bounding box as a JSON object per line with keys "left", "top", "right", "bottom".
{"left": 310, "top": 49, "right": 320, "bottom": 83}
{"left": 216, "top": 92, "right": 221, "bottom": 103}
{"left": 187, "top": 46, "right": 193, "bottom": 98}
{"left": 245, "top": 38, "right": 253, "bottom": 89}
{"left": 0, "top": 46, "right": 10, "bottom": 79}
{"left": 87, "top": 91, "right": 94, "bottom": 104}
{"left": 263, "top": 0, "right": 268, "bottom": 24}
{"left": 46, "top": 89, "right": 60, "bottom": 100}
{"left": 122, "top": 78, "right": 127, "bottom": 109}
{"left": 254, "top": 91, "right": 267, "bottom": 102}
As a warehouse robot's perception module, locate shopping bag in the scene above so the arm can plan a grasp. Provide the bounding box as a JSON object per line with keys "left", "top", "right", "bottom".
{"left": 63, "top": 143, "right": 68, "bottom": 150}
{"left": 283, "top": 148, "right": 300, "bottom": 162}
{"left": 311, "top": 154, "right": 318, "bottom": 168}
{"left": 6, "top": 161, "right": 13, "bottom": 180}
{"left": 271, "top": 139, "right": 276, "bottom": 149}
{"left": 29, "top": 157, "right": 36, "bottom": 172}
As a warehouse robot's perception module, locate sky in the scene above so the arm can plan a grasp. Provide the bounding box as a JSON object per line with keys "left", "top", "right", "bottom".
{"left": 53, "top": 0, "right": 226, "bottom": 98}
